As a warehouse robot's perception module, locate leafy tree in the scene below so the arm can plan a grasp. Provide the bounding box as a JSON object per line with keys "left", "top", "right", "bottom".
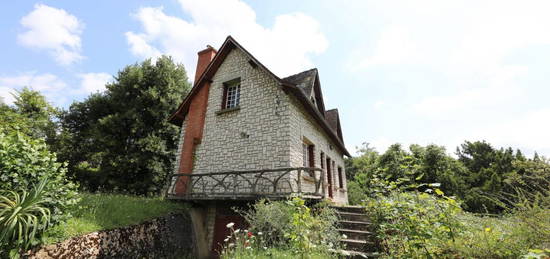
{"left": 60, "top": 56, "right": 191, "bottom": 194}
{"left": 0, "top": 87, "right": 61, "bottom": 165}
{"left": 348, "top": 140, "right": 550, "bottom": 213}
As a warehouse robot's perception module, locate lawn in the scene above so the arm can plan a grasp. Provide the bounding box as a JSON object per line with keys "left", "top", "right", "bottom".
{"left": 43, "top": 193, "right": 188, "bottom": 244}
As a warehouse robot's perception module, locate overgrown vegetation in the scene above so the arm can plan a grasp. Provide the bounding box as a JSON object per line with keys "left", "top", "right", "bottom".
{"left": 221, "top": 198, "right": 342, "bottom": 259}
{"left": 42, "top": 193, "right": 188, "bottom": 244}
{"left": 347, "top": 142, "right": 550, "bottom": 213}
{"left": 0, "top": 129, "right": 78, "bottom": 258}
{"left": 348, "top": 143, "right": 550, "bottom": 258}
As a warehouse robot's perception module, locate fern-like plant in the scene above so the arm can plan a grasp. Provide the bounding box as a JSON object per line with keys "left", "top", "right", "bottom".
{"left": 0, "top": 178, "right": 51, "bottom": 258}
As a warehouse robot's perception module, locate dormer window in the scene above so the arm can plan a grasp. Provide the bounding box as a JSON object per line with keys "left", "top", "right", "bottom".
{"left": 222, "top": 78, "right": 241, "bottom": 109}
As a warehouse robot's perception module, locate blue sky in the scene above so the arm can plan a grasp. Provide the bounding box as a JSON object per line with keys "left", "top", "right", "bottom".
{"left": 2, "top": 0, "right": 550, "bottom": 157}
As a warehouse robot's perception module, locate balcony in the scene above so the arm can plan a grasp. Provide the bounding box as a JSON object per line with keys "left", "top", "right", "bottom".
{"left": 165, "top": 167, "right": 326, "bottom": 200}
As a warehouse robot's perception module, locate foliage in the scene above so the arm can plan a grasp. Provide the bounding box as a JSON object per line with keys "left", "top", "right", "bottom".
{"left": 364, "top": 189, "right": 464, "bottom": 258}
{"left": 42, "top": 193, "right": 188, "bottom": 244}
{"left": 0, "top": 131, "right": 78, "bottom": 227}
{"left": 230, "top": 198, "right": 341, "bottom": 258}
{"left": 58, "top": 56, "right": 191, "bottom": 194}
{"left": 347, "top": 141, "right": 550, "bottom": 213}
{"left": 0, "top": 88, "right": 59, "bottom": 146}
{"left": 0, "top": 179, "right": 51, "bottom": 258}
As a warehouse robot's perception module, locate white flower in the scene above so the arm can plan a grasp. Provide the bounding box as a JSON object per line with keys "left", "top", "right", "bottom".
{"left": 258, "top": 232, "right": 263, "bottom": 236}
{"left": 342, "top": 234, "right": 347, "bottom": 239}
{"left": 228, "top": 243, "right": 235, "bottom": 248}
{"left": 224, "top": 238, "right": 230, "bottom": 242}
{"left": 226, "top": 222, "right": 235, "bottom": 228}
{"left": 263, "top": 247, "right": 267, "bottom": 250}
{"left": 245, "top": 246, "right": 252, "bottom": 249}
{"left": 234, "top": 229, "right": 241, "bottom": 233}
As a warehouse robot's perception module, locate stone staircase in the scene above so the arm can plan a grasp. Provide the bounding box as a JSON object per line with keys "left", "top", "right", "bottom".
{"left": 331, "top": 206, "right": 380, "bottom": 258}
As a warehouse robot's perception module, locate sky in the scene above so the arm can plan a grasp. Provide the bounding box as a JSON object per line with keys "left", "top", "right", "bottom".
{"left": 2, "top": 0, "right": 550, "bottom": 157}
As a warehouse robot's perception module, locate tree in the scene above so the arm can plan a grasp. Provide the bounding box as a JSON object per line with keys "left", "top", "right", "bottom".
{"left": 60, "top": 56, "right": 191, "bottom": 194}
{"left": 0, "top": 88, "right": 59, "bottom": 147}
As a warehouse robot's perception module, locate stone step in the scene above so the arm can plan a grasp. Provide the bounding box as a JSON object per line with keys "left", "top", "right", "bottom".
{"left": 341, "top": 238, "right": 377, "bottom": 252}
{"left": 339, "top": 220, "right": 373, "bottom": 231}
{"left": 337, "top": 211, "right": 370, "bottom": 222}
{"left": 331, "top": 205, "right": 366, "bottom": 214}
{"left": 339, "top": 228, "right": 375, "bottom": 241}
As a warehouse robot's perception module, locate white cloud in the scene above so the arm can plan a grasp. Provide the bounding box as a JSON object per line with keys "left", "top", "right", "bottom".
{"left": 125, "top": 0, "right": 328, "bottom": 78}
{"left": 355, "top": 26, "right": 420, "bottom": 69}
{"left": 0, "top": 87, "right": 16, "bottom": 105}
{"left": 471, "top": 108, "right": 550, "bottom": 156}
{"left": 0, "top": 72, "right": 67, "bottom": 105}
{"left": 78, "top": 73, "right": 112, "bottom": 93}
{"left": 18, "top": 4, "right": 84, "bottom": 65}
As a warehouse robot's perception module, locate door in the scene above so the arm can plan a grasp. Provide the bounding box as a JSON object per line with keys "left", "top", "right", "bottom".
{"left": 326, "top": 157, "right": 333, "bottom": 198}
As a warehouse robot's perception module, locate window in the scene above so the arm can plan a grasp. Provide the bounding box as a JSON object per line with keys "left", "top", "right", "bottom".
{"left": 222, "top": 79, "right": 241, "bottom": 109}
{"left": 338, "top": 166, "right": 344, "bottom": 188}
{"left": 302, "top": 141, "right": 314, "bottom": 168}
{"left": 320, "top": 152, "right": 325, "bottom": 169}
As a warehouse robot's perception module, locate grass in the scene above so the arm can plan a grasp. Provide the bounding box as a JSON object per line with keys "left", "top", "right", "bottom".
{"left": 43, "top": 193, "right": 188, "bottom": 244}
{"left": 222, "top": 248, "right": 333, "bottom": 259}
{"left": 439, "top": 211, "right": 550, "bottom": 258}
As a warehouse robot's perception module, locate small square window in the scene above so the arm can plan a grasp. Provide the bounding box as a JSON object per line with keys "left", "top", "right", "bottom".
{"left": 222, "top": 79, "right": 241, "bottom": 109}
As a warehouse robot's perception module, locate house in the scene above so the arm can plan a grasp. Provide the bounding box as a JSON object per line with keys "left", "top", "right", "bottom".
{"left": 166, "top": 36, "right": 350, "bottom": 257}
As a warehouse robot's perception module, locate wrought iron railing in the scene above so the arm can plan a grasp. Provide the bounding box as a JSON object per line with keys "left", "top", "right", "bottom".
{"left": 165, "top": 167, "right": 325, "bottom": 200}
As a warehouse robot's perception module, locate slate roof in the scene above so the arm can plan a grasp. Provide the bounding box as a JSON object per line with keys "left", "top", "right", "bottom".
{"left": 325, "top": 109, "right": 343, "bottom": 142}
{"left": 282, "top": 68, "right": 318, "bottom": 96}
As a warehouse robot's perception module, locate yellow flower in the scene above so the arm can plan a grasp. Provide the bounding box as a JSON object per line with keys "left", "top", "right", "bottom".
{"left": 485, "top": 227, "right": 491, "bottom": 232}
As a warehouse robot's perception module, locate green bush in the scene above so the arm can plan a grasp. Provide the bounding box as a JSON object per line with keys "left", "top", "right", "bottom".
{"left": 226, "top": 197, "right": 341, "bottom": 258}
{"left": 0, "top": 179, "right": 51, "bottom": 258}
{"left": 0, "top": 131, "right": 78, "bottom": 226}
{"left": 364, "top": 190, "right": 464, "bottom": 258}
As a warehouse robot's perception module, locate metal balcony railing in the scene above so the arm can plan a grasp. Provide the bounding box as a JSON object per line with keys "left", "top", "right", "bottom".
{"left": 165, "top": 167, "right": 325, "bottom": 200}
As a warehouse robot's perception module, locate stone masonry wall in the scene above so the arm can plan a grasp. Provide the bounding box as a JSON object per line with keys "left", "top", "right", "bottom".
{"left": 288, "top": 96, "right": 348, "bottom": 204}
{"left": 24, "top": 213, "right": 195, "bottom": 259}
{"left": 175, "top": 47, "right": 348, "bottom": 202}
{"left": 192, "top": 48, "right": 292, "bottom": 193}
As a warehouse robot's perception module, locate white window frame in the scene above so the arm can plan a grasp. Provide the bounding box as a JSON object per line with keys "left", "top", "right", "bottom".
{"left": 225, "top": 82, "right": 241, "bottom": 109}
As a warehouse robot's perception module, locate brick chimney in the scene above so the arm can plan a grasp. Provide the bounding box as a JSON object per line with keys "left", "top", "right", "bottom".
{"left": 175, "top": 45, "right": 216, "bottom": 194}
{"left": 194, "top": 45, "right": 217, "bottom": 84}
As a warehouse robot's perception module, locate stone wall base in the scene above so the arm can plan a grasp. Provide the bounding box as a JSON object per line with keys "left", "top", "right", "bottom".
{"left": 24, "top": 213, "right": 195, "bottom": 259}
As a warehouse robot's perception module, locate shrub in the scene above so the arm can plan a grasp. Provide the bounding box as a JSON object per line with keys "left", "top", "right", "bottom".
{"left": 0, "top": 131, "right": 78, "bottom": 226}
{"left": 365, "top": 190, "right": 464, "bottom": 258}
{"left": 0, "top": 179, "right": 51, "bottom": 258}
{"left": 229, "top": 197, "right": 341, "bottom": 258}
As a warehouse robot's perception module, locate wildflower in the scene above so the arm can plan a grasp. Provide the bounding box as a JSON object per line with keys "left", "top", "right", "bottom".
{"left": 258, "top": 232, "right": 263, "bottom": 236}
{"left": 224, "top": 238, "right": 230, "bottom": 242}
{"left": 246, "top": 246, "right": 252, "bottom": 249}
{"left": 228, "top": 243, "right": 235, "bottom": 248}
{"left": 226, "top": 222, "right": 235, "bottom": 228}
{"left": 247, "top": 231, "right": 253, "bottom": 238}
{"left": 235, "top": 229, "right": 241, "bottom": 233}
{"left": 485, "top": 227, "right": 491, "bottom": 232}
{"left": 342, "top": 234, "right": 347, "bottom": 239}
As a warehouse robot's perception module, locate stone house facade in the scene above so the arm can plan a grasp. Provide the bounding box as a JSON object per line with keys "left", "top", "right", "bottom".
{"left": 169, "top": 36, "right": 350, "bottom": 204}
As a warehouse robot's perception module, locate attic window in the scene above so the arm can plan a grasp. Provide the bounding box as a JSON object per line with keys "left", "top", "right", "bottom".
{"left": 222, "top": 79, "right": 241, "bottom": 109}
